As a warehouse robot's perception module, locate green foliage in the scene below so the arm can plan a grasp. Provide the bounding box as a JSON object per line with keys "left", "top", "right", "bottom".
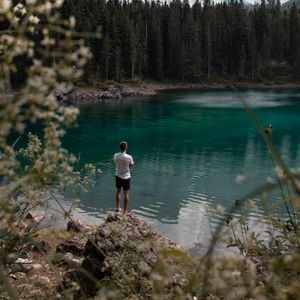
{"left": 0, "top": 0, "right": 99, "bottom": 275}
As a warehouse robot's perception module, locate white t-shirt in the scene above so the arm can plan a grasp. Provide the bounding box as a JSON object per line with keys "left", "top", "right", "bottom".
{"left": 114, "top": 152, "right": 134, "bottom": 179}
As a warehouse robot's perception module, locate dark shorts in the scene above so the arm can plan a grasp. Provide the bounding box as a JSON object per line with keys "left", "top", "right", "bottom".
{"left": 115, "top": 176, "right": 131, "bottom": 191}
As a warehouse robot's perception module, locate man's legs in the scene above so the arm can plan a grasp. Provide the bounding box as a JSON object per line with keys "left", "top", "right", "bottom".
{"left": 123, "top": 190, "right": 129, "bottom": 213}
{"left": 115, "top": 188, "right": 121, "bottom": 212}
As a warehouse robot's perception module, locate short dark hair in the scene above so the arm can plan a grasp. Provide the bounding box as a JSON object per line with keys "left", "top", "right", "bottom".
{"left": 119, "top": 141, "right": 127, "bottom": 152}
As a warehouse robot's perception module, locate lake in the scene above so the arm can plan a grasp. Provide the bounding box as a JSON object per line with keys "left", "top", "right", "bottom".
{"left": 64, "top": 89, "right": 300, "bottom": 254}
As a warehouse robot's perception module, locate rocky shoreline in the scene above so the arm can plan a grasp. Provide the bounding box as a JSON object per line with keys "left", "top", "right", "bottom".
{"left": 54, "top": 85, "right": 142, "bottom": 105}
{"left": 6, "top": 212, "right": 187, "bottom": 299}
{"left": 54, "top": 81, "right": 300, "bottom": 105}
{"left": 2, "top": 81, "right": 300, "bottom": 105}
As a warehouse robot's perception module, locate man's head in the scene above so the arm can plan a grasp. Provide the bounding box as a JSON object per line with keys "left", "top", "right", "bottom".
{"left": 119, "top": 141, "right": 128, "bottom": 152}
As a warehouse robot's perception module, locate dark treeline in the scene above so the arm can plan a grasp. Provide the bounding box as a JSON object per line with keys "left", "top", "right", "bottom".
{"left": 62, "top": 0, "right": 300, "bottom": 82}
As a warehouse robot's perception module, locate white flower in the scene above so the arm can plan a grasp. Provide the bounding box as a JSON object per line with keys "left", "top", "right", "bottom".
{"left": 53, "top": 0, "right": 64, "bottom": 8}
{"left": 41, "top": 37, "right": 55, "bottom": 46}
{"left": 37, "top": 2, "right": 52, "bottom": 13}
{"left": 13, "top": 3, "right": 26, "bottom": 15}
{"left": 69, "top": 16, "right": 76, "bottom": 29}
{"left": 0, "top": 0, "right": 11, "bottom": 13}
{"left": 78, "top": 46, "right": 91, "bottom": 58}
{"left": 12, "top": 16, "right": 20, "bottom": 24}
{"left": 28, "top": 15, "right": 40, "bottom": 24}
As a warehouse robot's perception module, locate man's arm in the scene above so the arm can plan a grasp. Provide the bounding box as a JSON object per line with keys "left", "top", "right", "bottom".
{"left": 129, "top": 156, "right": 134, "bottom": 167}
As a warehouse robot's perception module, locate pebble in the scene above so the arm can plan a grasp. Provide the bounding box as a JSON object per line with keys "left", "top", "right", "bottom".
{"left": 17, "top": 284, "right": 33, "bottom": 291}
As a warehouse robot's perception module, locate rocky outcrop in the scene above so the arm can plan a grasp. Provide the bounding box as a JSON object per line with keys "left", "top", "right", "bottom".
{"left": 67, "top": 219, "right": 92, "bottom": 233}
{"left": 25, "top": 211, "right": 45, "bottom": 223}
{"left": 60, "top": 213, "right": 185, "bottom": 299}
{"left": 54, "top": 85, "right": 141, "bottom": 105}
{"left": 56, "top": 237, "right": 87, "bottom": 256}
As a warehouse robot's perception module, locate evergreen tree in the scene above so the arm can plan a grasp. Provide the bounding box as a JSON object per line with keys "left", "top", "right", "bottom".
{"left": 101, "top": 33, "right": 112, "bottom": 80}
{"left": 57, "top": 0, "right": 300, "bottom": 82}
{"left": 289, "top": 3, "right": 299, "bottom": 63}
{"left": 202, "top": 0, "right": 212, "bottom": 80}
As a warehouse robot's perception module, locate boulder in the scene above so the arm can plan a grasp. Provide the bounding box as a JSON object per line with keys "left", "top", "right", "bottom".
{"left": 58, "top": 269, "right": 95, "bottom": 300}
{"left": 10, "top": 272, "right": 26, "bottom": 280}
{"left": 61, "top": 213, "right": 184, "bottom": 298}
{"left": 25, "top": 211, "right": 45, "bottom": 223}
{"left": 120, "top": 87, "right": 139, "bottom": 97}
{"left": 31, "top": 239, "right": 51, "bottom": 253}
{"left": 61, "top": 253, "right": 83, "bottom": 268}
{"left": 56, "top": 237, "right": 86, "bottom": 256}
{"left": 17, "top": 284, "right": 33, "bottom": 291}
{"left": 67, "top": 219, "right": 91, "bottom": 233}
{"left": 14, "top": 258, "right": 33, "bottom": 271}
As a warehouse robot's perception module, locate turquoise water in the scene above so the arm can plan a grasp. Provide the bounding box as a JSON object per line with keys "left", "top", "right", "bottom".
{"left": 64, "top": 89, "right": 300, "bottom": 253}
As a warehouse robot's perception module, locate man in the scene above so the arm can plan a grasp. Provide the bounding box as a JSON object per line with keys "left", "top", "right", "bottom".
{"left": 113, "top": 141, "right": 134, "bottom": 213}
{"left": 265, "top": 124, "right": 273, "bottom": 134}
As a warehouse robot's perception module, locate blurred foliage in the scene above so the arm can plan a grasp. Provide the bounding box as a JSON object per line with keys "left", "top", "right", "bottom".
{"left": 0, "top": 0, "right": 99, "bottom": 284}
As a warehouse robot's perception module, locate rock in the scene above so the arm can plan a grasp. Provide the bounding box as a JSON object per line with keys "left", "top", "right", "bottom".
{"left": 138, "top": 261, "right": 151, "bottom": 275}
{"left": 61, "top": 212, "right": 185, "bottom": 298}
{"left": 59, "top": 270, "right": 95, "bottom": 299}
{"left": 62, "top": 253, "right": 83, "bottom": 268}
{"left": 14, "top": 258, "right": 33, "bottom": 271}
{"left": 9, "top": 273, "right": 17, "bottom": 280}
{"left": 67, "top": 219, "right": 91, "bottom": 233}
{"left": 10, "top": 272, "right": 27, "bottom": 280}
{"left": 56, "top": 237, "right": 86, "bottom": 256}
{"left": 32, "top": 274, "right": 51, "bottom": 285}
{"left": 31, "top": 264, "right": 42, "bottom": 270}
{"left": 102, "top": 91, "right": 114, "bottom": 99}
{"left": 25, "top": 211, "right": 45, "bottom": 223}
{"left": 171, "top": 273, "right": 188, "bottom": 288}
{"left": 106, "top": 86, "right": 122, "bottom": 99}
{"left": 32, "top": 240, "right": 51, "bottom": 253}
{"left": 81, "top": 254, "right": 106, "bottom": 279}
{"left": 120, "top": 87, "right": 139, "bottom": 97}
{"left": 17, "top": 284, "right": 33, "bottom": 291}
{"left": 40, "top": 276, "right": 51, "bottom": 285}
{"left": 54, "top": 85, "right": 141, "bottom": 104}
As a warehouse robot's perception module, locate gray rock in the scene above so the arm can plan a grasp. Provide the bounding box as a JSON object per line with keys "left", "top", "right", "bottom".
{"left": 32, "top": 239, "right": 51, "bottom": 253}
{"left": 32, "top": 274, "right": 51, "bottom": 285}
{"left": 14, "top": 258, "right": 33, "bottom": 271}
{"left": 62, "top": 253, "right": 83, "bottom": 268}
{"left": 17, "top": 284, "right": 33, "bottom": 291}
{"left": 10, "top": 272, "right": 27, "bottom": 280}
{"left": 59, "top": 269, "right": 95, "bottom": 299}
{"left": 31, "top": 264, "right": 42, "bottom": 270}
{"left": 120, "top": 87, "right": 139, "bottom": 97}
{"left": 102, "top": 91, "right": 114, "bottom": 99}
{"left": 67, "top": 219, "right": 91, "bottom": 233}
{"left": 55, "top": 85, "right": 141, "bottom": 104}
{"left": 25, "top": 211, "right": 45, "bottom": 223}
